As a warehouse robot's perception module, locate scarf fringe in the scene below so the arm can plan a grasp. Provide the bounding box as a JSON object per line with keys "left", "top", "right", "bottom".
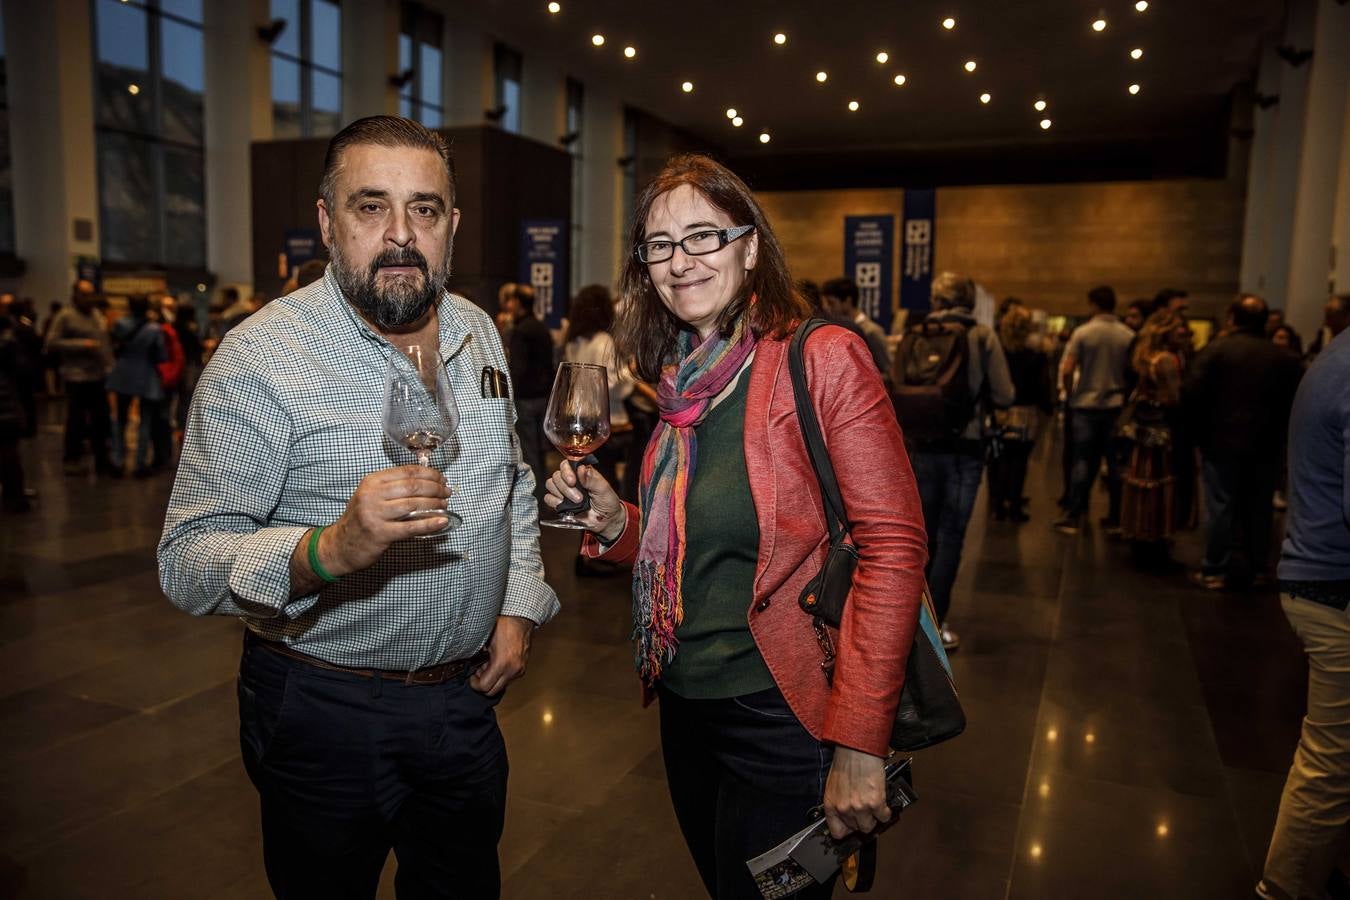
{"left": 633, "top": 559, "right": 683, "bottom": 682}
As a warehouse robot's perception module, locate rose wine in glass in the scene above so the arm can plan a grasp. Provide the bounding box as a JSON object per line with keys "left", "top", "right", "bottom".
{"left": 541, "top": 362, "right": 610, "bottom": 530}
{"left": 381, "top": 345, "right": 462, "bottom": 536}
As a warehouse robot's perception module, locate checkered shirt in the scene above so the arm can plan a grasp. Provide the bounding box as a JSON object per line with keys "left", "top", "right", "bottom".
{"left": 157, "top": 270, "right": 559, "bottom": 669}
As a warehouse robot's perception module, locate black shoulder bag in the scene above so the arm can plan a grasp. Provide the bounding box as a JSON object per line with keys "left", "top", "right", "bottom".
{"left": 789, "top": 319, "right": 967, "bottom": 753}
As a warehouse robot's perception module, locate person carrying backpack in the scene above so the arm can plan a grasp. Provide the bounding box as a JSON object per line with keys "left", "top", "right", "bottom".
{"left": 892, "top": 272, "right": 1013, "bottom": 650}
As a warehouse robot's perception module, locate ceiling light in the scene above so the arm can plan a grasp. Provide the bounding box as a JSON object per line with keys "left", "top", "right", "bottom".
{"left": 681, "top": 81, "right": 693, "bottom": 93}
{"left": 876, "top": 51, "right": 889, "bottom": 64}
{"left": 1135, "top": 0, "right": 1148, "bottom": 10}
{"left": 964, "top": 60, "right": 977, "bottom": 73}
{"left": 773, "top": 32, "right": 787, "bottom": 45}
{"left": 547, "top": 1, "right": 560, "bottom": 12}
{"left": 893, "top": 74, "right": 907, "bottom": 86}
{"left": 980, "top": 92, "right": 991, "bottom": 104}
{"left": 942, "top": 16, "right": 956, "bottom": 29}
{"left": 127, "top": 83, "right": 141, "bottom": 95}
{"left": 848, "top": 100, "right": 860, "bottom": 111}
{"left": 732, "top": 116, "right": 743, "bottom": 127}
{"left": 759, "top": 132, "right": 771, "bottom": 143}
{"left": 1092, "top": 16, "right": 1107, "bottom": 32}
{"left": 1129, "top": 83, "right": 1141, "bottom": 94}
{"left": 1040, "top": 118, "right": 1052, "bottom": 129}
{"left": 726, "top": 107, "right": 738, "bottom": 119}
{"left": 1034, "top": 99, "right": 1047, "bottom": 111}
{"left": 623, "top": 45, "right": 636, "bottom": 59}
{"left": 1131, "top": 48, "right": 1144, "bottom": 60}
{"left": 816, "top": 70, "right": 828, "bottom": 83}
{"left": 591, "top": 34, "right": 604, "bottom": 46}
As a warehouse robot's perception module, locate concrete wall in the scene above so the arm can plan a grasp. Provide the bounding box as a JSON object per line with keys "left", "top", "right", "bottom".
{"left": 758, "top": 178, "right": 1246, "bottom": 319}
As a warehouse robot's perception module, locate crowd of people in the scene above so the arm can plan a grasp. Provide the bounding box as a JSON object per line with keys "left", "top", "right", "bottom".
{"left": 0, "top": 261, "right": 333, "bottom": 511}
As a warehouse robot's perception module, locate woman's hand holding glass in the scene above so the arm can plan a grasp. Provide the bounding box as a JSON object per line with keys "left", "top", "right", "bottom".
{"left": 543, "top": 460, "right": 627, "bottom": 542}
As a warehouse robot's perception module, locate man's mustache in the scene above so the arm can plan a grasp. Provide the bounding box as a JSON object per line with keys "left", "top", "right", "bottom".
{"left": 370, "top": 249, "right": 429, "bottom": 276}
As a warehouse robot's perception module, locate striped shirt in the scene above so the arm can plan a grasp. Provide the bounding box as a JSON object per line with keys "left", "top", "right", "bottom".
{"left": 157, "top": 269, "right": 559, "bottom": 669}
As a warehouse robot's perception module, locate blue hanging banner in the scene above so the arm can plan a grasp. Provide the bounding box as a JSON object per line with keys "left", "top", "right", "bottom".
{"left": 900, "top": 189, "right": 936, "bottom": 315}
{"left": 843, "top": 215, "right": 895, "bottom": 334}
{"left": 519, "top": 219, "right": 568, "bottom": 328}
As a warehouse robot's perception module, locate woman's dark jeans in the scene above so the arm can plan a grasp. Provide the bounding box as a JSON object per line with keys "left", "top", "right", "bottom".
{"left": 658, "top": 684, "right": 836, "bottom": 900}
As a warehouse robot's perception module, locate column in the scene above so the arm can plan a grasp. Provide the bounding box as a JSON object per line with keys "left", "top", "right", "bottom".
{"left": 1333, "top": 84, "right": 1350, "bottom": 294}
{"left": 1285, "top": 0, "right": 1350, "bottom": 335}
{"left": 342, "top": 0, "right": 397, "bottom": 121}
{"left": 203, "top": 0, "right": 272, "bottom": 289}
{"left": 444, "top": 18, "right": 491, "bottom": 128}
{"left": 1239, "top": 44, "right": 1281, "bottom": 296}
{"left": 578, "top": 88, "right": 622, "bottom": 289}
{"left": 521, "top": 56, "right": 563, "bottom": 147}
{"left": 4, "top": 0, "right": 99, "bottom": 304}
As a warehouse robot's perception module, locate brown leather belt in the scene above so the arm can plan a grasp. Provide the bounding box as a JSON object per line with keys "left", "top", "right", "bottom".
{"left": 254, "top": 635, "right": 488, "bottom": 686}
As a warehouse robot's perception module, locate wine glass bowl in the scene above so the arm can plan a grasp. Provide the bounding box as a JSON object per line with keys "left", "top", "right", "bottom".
{"left": 381, "top": 345, "right": 461, "bottom": 535}
{"left": 542, "top": 362, "right": 611, "bottom": 530}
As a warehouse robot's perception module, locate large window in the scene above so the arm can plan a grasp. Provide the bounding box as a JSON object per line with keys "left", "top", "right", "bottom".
{"left": 493, "top": 43, "right": 522, "bottom": 134}
{"left": 621, "top": 107, "right": 638, "bottom": 242}
{"left": 269, "top": 0, "right": 342, "bottom": 138}
{"left": 398, "top": 3, "right": 443, "bottom": 128}
{"left": 93, "top": 0, "right": 205, "bottom": 269}
{"left": 0, "top": 7, "right": 14, "bottom": 257}
{"left": 566, "top": 78, "right": 583, "bottom": 292}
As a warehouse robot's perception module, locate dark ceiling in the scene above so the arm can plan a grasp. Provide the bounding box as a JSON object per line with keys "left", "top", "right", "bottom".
{"left": 474, "top": 0, "right": 1286, "bottom": 184}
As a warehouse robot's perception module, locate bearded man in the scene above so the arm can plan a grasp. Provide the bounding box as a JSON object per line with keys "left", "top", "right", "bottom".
{"left": 158, "top": 116, "right": 557, "bottom": 900}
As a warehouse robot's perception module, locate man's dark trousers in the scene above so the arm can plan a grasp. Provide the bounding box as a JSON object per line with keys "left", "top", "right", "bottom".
{"left": 63, "top": 379, "right": 110, "bottom": 468}
{"left": 238, "top": 634, "right": 508, "bottom": 900}
{"left": 1201, "top": 456, "right": 1279, "bottom": 583}
{"left": 1067, "top": 407, "right": 1124, "bottom": 522}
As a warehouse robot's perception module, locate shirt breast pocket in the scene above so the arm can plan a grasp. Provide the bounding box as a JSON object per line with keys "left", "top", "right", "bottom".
{"left": 453, "top": 397, "right": 518, "bottom": 471}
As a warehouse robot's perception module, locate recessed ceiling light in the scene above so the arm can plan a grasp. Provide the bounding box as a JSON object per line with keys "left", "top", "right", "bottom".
{"left": 681, "top": 81, "right": 693, "bottom": 93}
{"left": 726, "top": 107, "right": 738, "bottom": 119}
{"left": 876, "top": 51, "right": 889, "bottom": 64}
{"left": 591, "top": 33, "right": 604, "bottom": 46}
{"left": 1135, "top": 0, "right": 1148, "bottom": 10}
{"left": 1131, "top": 48, "right": 1144, "bottom": 60}
{"left": 759, "top": 132, "right": 771, "bottom": 144}
{"left": 893, "top": 73, "right": 907, "bottom": 86}
{"left": 547, "top": 1, "right": 560, "bottom": 13}
{"left": 1129, "top": 83, "right": 1141, "bottom": 95}
{"left": 1034, "top": 98, "right": 1047, "bottom": 111}
{"left": 1092, "top": 16, "right": 1107, "bottom": 32}
{"left": 848, "top": 100, "right": 860, "bottom": 111}
{"left": 623, "top": 45, "right": 636, "bottom": 59}
{"left": 980, "top": 92, "right": 991, "bottom": 104}
{"left": 732, "top": 116, "right": 744, "bottom": 127}
{"left": 127, "top": 83, "right": 141, "bottom": 95}
{"left": 964, "top": 60, "right": 977, "bottom": 73}
{"left": 1040, "top": 118, "right": 1052, "bottom": 129}
{"left": 942, "top": 16, "right": 956, "bottom": 29}
{"left": 816, "top": 70, "right": 828, "bottom": 83}
{"left": 773, "top": 32, "right": 787, "bottom": 45}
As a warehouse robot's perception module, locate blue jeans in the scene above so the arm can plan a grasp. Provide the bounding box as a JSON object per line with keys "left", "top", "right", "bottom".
{"left": 1067, "top": 407, "right": 1124, "bottom": 521}
{"left": 911, "top": 449, "right": 985, "bottom": 624}
{"left": 513, "top": 396, "right": 548, "bottom": 499}
{"left": 659, "top": 683, "right": 836, "bottom": 900}
{"left": 238, "top": 634, "right": 508, "bottom": 900}
{"left": 1200, "top": 457, "right": 1277, "bottom": 580}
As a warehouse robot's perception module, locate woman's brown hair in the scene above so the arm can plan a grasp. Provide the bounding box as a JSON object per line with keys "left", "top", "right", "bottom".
{"left": 562, "top": 284, "right": 615, "bottom": 345}
{"left": 1132, "top": 309, "right": 1185, "bottom": 375}
{"left": 615, "top": 154, "right": 808, "bottom": 382}
{"left": 998, "top": 304, "right": 1033, "bottom": 353}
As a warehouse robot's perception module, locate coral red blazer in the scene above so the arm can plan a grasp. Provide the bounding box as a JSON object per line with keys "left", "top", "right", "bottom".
{"left": 583, "top": 325, "right": 929, "bottom": 757}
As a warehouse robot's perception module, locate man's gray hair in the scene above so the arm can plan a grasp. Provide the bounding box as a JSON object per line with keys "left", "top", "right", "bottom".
{"left": 319, "top": 115, "right": 455, "bottom": 209}
{"left": 931, "top": 272, "right": 975, "bottom": 310}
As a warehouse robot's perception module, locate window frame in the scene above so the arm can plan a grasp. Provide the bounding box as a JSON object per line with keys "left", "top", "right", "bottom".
{"left": 398, "top": 2, "right": 444, "bottom": 127}
{"left": 269, "top": 0, "right": 343, "bottom": 138}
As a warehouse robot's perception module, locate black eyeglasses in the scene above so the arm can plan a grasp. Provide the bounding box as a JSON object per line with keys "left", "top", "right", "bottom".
{"left": 634, "top": 225, "right": 755, "bottom": 264}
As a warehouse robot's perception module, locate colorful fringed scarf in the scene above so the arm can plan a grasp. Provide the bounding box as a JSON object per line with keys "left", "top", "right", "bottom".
{"left": 633, "top": 314, "right": 758, "bottom": 683}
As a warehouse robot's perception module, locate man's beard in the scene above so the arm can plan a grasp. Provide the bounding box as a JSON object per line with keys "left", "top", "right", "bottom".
{"left": 330, "top": 238, "right": 452, "bottom": 330}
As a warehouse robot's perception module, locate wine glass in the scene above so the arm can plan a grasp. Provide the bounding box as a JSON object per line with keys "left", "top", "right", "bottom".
{"left": 541, "top": 362, "right": 611, "bottom": 530}
{"left": 381, "top": 345, "right": 462, "bottom": 535}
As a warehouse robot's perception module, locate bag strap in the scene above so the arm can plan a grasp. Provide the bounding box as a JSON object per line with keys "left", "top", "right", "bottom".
{"left": 788, "top": 319, "right": 850, "bottom": 543}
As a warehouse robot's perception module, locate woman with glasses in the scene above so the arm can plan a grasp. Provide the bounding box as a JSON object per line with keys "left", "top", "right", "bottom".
{"left": 543, "top": 154, "right": 929, "bottom": 900}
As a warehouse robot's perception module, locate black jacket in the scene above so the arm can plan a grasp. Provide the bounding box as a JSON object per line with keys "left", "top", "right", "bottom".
{"left": 1182, "top": 331, "right": 1302, "bottom": 462}
{"left": 508, "top": 314, "right": 555, "bottom": 401}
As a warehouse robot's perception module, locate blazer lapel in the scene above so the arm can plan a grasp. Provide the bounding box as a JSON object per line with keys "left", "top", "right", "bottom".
{"left": 745, "top": 337, "right": 786, "bottom": 600}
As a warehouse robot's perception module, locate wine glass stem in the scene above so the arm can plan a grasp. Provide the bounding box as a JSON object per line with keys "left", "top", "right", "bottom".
{"left": 417, "top": 451, "right": 431, "bottom": 467}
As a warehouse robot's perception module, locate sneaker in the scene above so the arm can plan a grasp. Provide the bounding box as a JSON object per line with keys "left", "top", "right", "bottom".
{"left": 1052, "top": 515, "right": 1081, "bottom": 535}
{"left": 1189, "top": 570, "right": 1226, "bottom": 591}
{"left": 939, "top": 623, "right": 960, "bottom": 652}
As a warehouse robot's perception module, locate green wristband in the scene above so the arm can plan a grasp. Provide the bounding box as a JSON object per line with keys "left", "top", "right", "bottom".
{"left": 308, "top": 526, "right": 340, "bottom": 584}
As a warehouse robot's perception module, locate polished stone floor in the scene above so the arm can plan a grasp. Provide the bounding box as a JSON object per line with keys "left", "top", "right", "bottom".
{"left": 0, "top": 411, "right": 1309, "bottom": 899}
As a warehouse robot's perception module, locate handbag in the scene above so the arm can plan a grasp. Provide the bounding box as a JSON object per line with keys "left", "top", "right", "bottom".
{"left": 789, "top": 319, "right": 966, "bottom": 753}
